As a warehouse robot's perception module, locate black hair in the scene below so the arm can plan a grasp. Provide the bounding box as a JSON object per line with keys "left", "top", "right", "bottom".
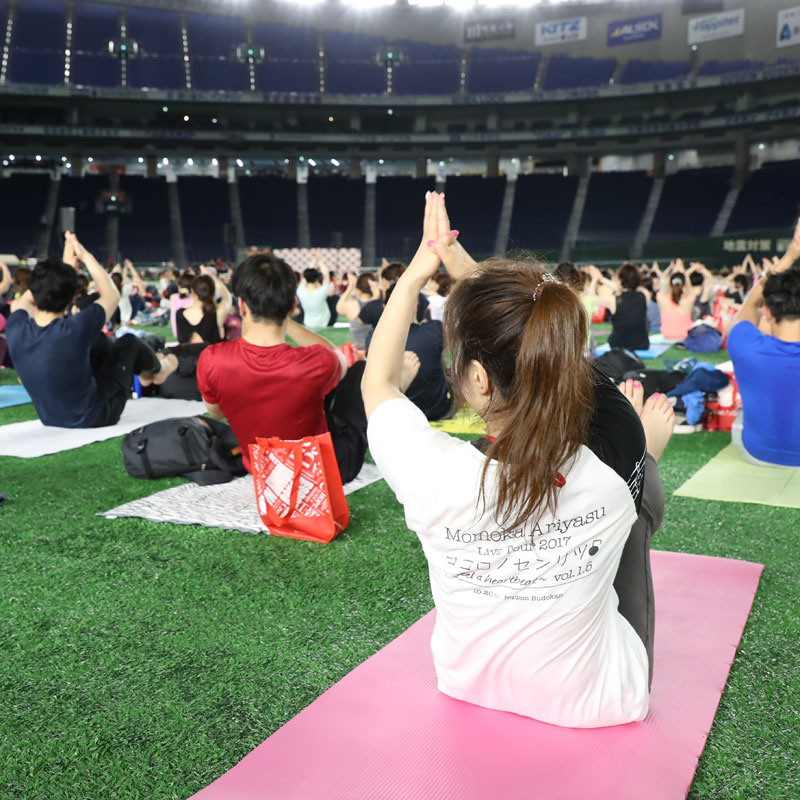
{"left": 554, "top": 261, "right": 583, "bottom": 292}
{"left": 28, "top": 258, "right": 79, "bottom": 313}
{"left": 74, "top": 274, "right": 89, "bottom": 298}
{"left": 303, "top": 268, "right": 322, "bottom": 284}
{"left": 733, "top": 274, "right": 752, "bottom": 294}
{"left": 232, "top": 254, "right": 296, "bottom": 323}
{"left": 763, "top": 268, "right": 800, "bottom": 322}
{"left": 618, "top": 263, "right": 640, "bottom": 291}
{"left": 356, "top": 273, "right": 374, "bottom": 294}
{"left": 689, "top": 271, "right": 704, "bottom": 287}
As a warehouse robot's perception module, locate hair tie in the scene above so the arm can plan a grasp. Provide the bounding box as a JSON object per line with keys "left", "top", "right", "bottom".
{"left": 671, "top": 276, "right": 683, "bottom": 285}
{"left": 532, "top": 272, "right": 558, "bottom": 302}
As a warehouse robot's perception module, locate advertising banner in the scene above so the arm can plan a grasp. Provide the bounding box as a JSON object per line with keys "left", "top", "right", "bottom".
{"left": 465, "top": 18, "right": 515, "bottom": 43}
{"left": 534, "top": 17, "right": 587, "bottom": 47}
{"left": 777, "top": 6, "right": 800, "bottom": 48}
{"left": 687, "top": 8, "right": 745, "bottom": 44}
{"left": 607, "top": 14, "right": 663, "bottom": 47}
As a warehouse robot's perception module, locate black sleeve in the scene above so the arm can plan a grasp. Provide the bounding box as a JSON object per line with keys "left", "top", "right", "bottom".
{"left": 586, "top": 367, "right": 647, "bottom": 513}
{"left": 417, "top": 293, "right": 430, "bottom": 323}
{"left": 175, "top": 309, "right": 191, "bottom": 344}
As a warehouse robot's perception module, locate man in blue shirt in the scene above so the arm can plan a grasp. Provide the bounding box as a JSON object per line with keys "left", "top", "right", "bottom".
{"left": 6, "top": 232, "right": 176, "bottom": 428}
{"left": 727, "top": 221, "right": 800, "bottom": 467}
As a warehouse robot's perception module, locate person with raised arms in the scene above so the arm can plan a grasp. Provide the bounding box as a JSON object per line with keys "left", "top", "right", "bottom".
{"left": 362, "top": 192, "right": 674, "bottom": 728}
{"left": 6, "top": 232, "right": 176, "bottom": 428}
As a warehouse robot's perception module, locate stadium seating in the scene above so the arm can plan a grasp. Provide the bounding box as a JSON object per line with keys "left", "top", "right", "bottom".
{"left": 177, "top": 177, "right": 231, "bottom": 263}
{"left": 508, "top": 173, "right": 578, "bottom": 252}
{"left": 252, "top": 22, "right": 317, "bottom": 60}
{"left": 8, "top": 0, "right": 65, "bottom": 85}
{"left": 649, "top": 166, "right": 733, "bottom": 240}
{"left": 697, "top": 60, "right": 764, "bottom": 76}
{"left": 52, "top": 174, "right": 109, "bottom": 258}
{"left": 376, "top": 176, "right": 436, "bottom": 257}
{"left": 726, "top": 160, "right": 800, "bottom": 233}
{"left": 118, "top": 176, "right": 172, "bottom": 262}
{"left": 441, "top": 175, "right": 505, "bottom": 256}
{"left": 578, "top": 171, "right": 652, "bottom": 245}
{"left": 541, "top": 55, "right": 616, "bottom": 90}
{"left": 255, "top": 61, "right": 318, "bottom": 94}
{"left": 308, "top": 175, "right": 365, "bottom": 248}
{"left": 392, "top": 40, "right": 460, "bottom": 96}
{"left": 620, "top": 59, "right": 690, "bottom": 85}
{"left": 187, "top": 12, "right": 248, "bottom": 92}
{"left": 238, "top": 175, "right": 298, "bottom": 249}
{"left": 466, "top": 48, "right": 540, "bottom": 94}
{"left": 0, "top": 172, "right": 51, "bottom": 256}
{"left": 125, "top": 7, "right": 184, "bottom": 90}
{"left": 70, "top": 3, "right": 120, "bottom": 87}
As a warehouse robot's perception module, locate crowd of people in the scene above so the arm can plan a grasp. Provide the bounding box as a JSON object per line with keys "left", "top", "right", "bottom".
{"left": 1, "top": 196, "right": 798, "bottom": 729}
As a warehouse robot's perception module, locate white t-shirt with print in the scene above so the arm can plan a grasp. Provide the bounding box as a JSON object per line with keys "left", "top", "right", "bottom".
{"left": 368, "top": 396, "right": 649, "bottom": 728}
{"left": 296, "top": 282, "right": 331, "bottom": 330}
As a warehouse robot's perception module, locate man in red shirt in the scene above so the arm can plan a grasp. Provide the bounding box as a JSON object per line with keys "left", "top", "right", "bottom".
{"left": 197, "top": 254, "right": 368, "bottom": 481}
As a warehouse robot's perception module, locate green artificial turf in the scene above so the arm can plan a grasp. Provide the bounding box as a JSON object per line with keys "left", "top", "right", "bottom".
{"left": 1, "top": 335, "right": 798, "bottom": 799}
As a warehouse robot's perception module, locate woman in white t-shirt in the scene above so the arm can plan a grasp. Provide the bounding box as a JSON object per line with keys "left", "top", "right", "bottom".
{"left": 296, "top": 255, "right": 332, "bottom": 331}
{"left": 362, "top": 192, "right": 673, "bottom": 729}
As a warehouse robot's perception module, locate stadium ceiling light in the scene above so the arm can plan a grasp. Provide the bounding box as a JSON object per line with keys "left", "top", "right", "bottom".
{"left": 8, "top": 154, "right": 14, "bottom": 160}
{"left": 328, "top": 116, "right": 334, "bottom": 122}
{"left": 668, "top": 154, "right": 675, "bottom": 161}
{"left": 331, "top": 158, "right": 340, "bottom": 166}
{"left": 87, "top": 157, "right": 93, "bottom": 163}
{"left": 378, "top": 158, "right": 384, "bottom": 164}
{"left": 162, "top": 106, "right": 169, "bottom": 112}
{"left": 212, "top": 118, "right": 218, "bottom": 124}
{"left": 162, "top": 157, "right": 169, "bottom": 165}
{"left": 66, "top": 163, "right": 71, "bottom": 169}
{"left": 387, "top": 108, "right": 393, "bottom": 115}
{"left": 284, "top": 158, "right": 290, "bottom": 164}
{"left": 187, "top": 158, "right": 194, "bottom": 166}
{"left": 307, "top": 158, "right": 317, "bottom": 167}
{"left": 758, "top": 143, "right": 765, "bottom": 150}
{"left": 299, "top": 156, "right": 305, "bottom": 162}
{"left": 2, "top": 161, "right": 7, "bottom": 167}
{"left": 35, "top": 155, "right": 41, "bottom": 161}
{"left": 236, "top": 159, "right": 244, "bottom": 167}
{"left": 183, "top": 115, "right": 190, "bottom": 122}
{"left": 212, "top": 158, "right": 219, "bottom": 166}
{"left": 138, "top": 156, "right": 144, "bottom": 163}
{"left": 61, "top": 156, "right": 67, "bottom": 162}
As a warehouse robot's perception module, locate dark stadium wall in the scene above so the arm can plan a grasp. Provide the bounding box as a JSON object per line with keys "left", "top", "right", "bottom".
{"left": 78, "top": 0, "right": 793, "bottom": 66}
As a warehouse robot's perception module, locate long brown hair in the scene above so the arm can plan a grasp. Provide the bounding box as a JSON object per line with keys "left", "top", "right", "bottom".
{"left": 443, "top": 260, "right": 594, "bottom": 529}
{"left": 192, "top": 274, "right": 216, "bottom": 316}
{"left": 670, "top": 273, "right": 685, "bottom": 305}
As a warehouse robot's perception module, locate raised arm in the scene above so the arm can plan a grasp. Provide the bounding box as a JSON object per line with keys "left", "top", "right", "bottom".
{"left": 123, "top": 258, "right": 146, "bottom": 292}
{"left": 336, "top": 273, "right": 360, "bottom": 320}
{"left": 68, "top": 231, "right": 119, "bottom": 322}
{"left": 732, "top": 220, "right": 800, "bottom": 330}
{"left": 362, "top": 192, "right": 448, "bottom": 418}
{"left": 0, "top": 259, "right": 11, "bottom": 296}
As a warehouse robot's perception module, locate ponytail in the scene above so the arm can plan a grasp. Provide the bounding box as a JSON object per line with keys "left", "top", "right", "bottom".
{"left": 192, "top": 275, "right": 216, "bottom": 317}
{"left": 444, "top": 261, "right": 594, "bottom": 529}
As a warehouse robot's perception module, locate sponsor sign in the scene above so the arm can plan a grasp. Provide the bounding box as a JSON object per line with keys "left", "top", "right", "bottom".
{"left": 688, "top": 8, "right": 745, "bottom": 44}
{"left": 777, "top": 6, "right": 800, "bottom": 48}
{"left": 534, "top": 17, "right": 587, "bottom": 47}
{"left": 607, "top": 14, "right": 663, "bottom": 47}
{"left": 465, "top": 19, "right": 515, "bottom": 43}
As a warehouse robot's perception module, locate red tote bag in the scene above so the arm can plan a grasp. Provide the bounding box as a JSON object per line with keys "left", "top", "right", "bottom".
{"left": 249, "top": 432, "right": 349, "bottom": 543}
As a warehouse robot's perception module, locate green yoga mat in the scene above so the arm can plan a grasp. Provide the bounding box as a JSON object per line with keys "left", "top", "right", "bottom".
{"left": 674, "top": 444, "right": 800, "bottom": 509}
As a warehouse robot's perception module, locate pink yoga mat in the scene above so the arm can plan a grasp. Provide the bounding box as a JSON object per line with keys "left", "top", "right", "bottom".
{"left": 190, "top": 551, "right": 762, "bottom": 800}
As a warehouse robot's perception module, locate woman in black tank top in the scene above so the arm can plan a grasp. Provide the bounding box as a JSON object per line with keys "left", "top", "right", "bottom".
{"left": 175, "top": 270, "right": 232, "bottom": 345}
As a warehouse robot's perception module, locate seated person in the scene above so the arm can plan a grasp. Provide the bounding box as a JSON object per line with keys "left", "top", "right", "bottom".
{"left": 727, "top": 224, "right": 800, "bottom": 467}
{"left": 363, "top": 192, "right": 673, "bottom": 728}
{"left": 336, "top": 272, "right": 379, "bottom": 353}
{"left": 365, "top": 284, "right": 453, "bottom": 421}
{"left": 592, "top": 263, "right": 650, "bottom": 352}
{"left": 5, "top": 232, "right": 176, "bottom": 428}
{"left": 358, "top": 262, "right": 429, "bottom": 328}
{"left": 296, "top": 255, "right": 332, "bottom": 331}
{"left": 176, "top": 269, "right": 233, "bottom": 345}
{"left": 197, "top": 254, "right": 414, "bottom": 483}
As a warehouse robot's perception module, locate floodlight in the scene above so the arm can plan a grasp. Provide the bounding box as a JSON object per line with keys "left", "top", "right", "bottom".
{"left": 236, "top": 159, "right": 244, "bottom": 167}
{"left": 8, "top": 154, "right": 13, "bottom": 160}
{"left": 183, "top": 115, "right": 190, "bottom": 122}
{"left": 212, "top": 158, "right": 219, "bottom": 166}
{"left": 35, "top": 155, "right": 41, "bottom": 161}
{"left": 212, "top": 118, "right": 218, "bottom": 124}
{"left": 61, "top": 156, "right": 67, "bottom": 162}
{"left": 378, "top": 159, "right": 384, "bottom": 164}
{"left": 138, "top": 157, "right": 144, "bottom": 163}
{"left": 758, "top": 143, "right": 765, "bottom": 150}
{"left": 387, "top": 108, "right": 394, "bottom": 115}
{"left": 162, "top": 158, "right": 169, "bottom": 165}
{"left": 308, "top": 158, "right": 317, "bottom": 166}
{"left": 331, "top": 158, "right": 340, "bottom": 166}
{"left": 187, "top": 158, "right": 194, "bottom": 166}
{"left": 162, "top": 106, "right": 169, "bottom": 112}
{"left": 87, "top": 157, "right": 93, "bottom": 163}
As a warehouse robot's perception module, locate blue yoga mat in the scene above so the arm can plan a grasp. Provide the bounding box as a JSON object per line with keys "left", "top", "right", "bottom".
{"left": 0, "top": 385, "right": 32, "bottom": 408}
{"left": 595, "top": 342, "right": 673, "bottom": 359}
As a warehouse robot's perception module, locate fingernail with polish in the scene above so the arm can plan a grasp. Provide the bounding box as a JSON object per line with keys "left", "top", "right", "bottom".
{"left": 450, "top": 230, "right": 459, "bottom": 238}
{"left": 426, "top": 240, "right": 435, "bottom": 247}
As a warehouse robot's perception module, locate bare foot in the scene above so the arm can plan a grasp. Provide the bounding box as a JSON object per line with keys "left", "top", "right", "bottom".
{"left": 399, "top": 351, "right": 421, "bottom": 393}
{"left": 640, "top": 393, "right": 675, "bottom": 462}
{"left": 139, "top": 353, "right": 179, "bottom": 387}
{"left": 618, "top": 378, "right": 644, "bottom": 415}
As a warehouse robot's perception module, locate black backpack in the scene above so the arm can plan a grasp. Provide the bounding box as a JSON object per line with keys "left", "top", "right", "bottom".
{"left": 122, "top": 416, "right": 246, "bottom": 485}
{"left": 592, "top": 348, "right": 645, "bottom": 383}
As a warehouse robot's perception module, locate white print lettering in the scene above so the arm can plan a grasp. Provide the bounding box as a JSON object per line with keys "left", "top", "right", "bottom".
{"left": 442, "top": 506, "right": 607, "bottom": 599}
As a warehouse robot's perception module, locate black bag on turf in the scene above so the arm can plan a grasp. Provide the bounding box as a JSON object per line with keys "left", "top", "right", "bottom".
{"left": 122, "top": 416, "right": 246, "bottom": 485}
{"left": 592, "top": 348, "right": 645, "bottom": 383}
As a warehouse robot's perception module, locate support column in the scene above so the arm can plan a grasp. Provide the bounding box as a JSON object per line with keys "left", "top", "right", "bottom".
{"left": 652, "top": 149, "right": 665, "bottom": 179}
{"left": 72, "top": 155, "right": 84, "bottom": 177}
{"left": 415, "top": 157, "right": 427, "bottom": 179}
{"left": 734, "top": 138, "right": 750, "bottom": 181}
{"left": 487, "top": 153, "right": 499, "bottom": 178}
{"left": 146, "top": 155, "right": 157, "bottom": 179}
{"left": 286, "top": 157, "right": 297, "bottom": 181}
{"left": 350, "top": 157, "right": 362, "bottom": 179}
{"left": 217, "top": 156, "right": 229, "bottom": 179}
